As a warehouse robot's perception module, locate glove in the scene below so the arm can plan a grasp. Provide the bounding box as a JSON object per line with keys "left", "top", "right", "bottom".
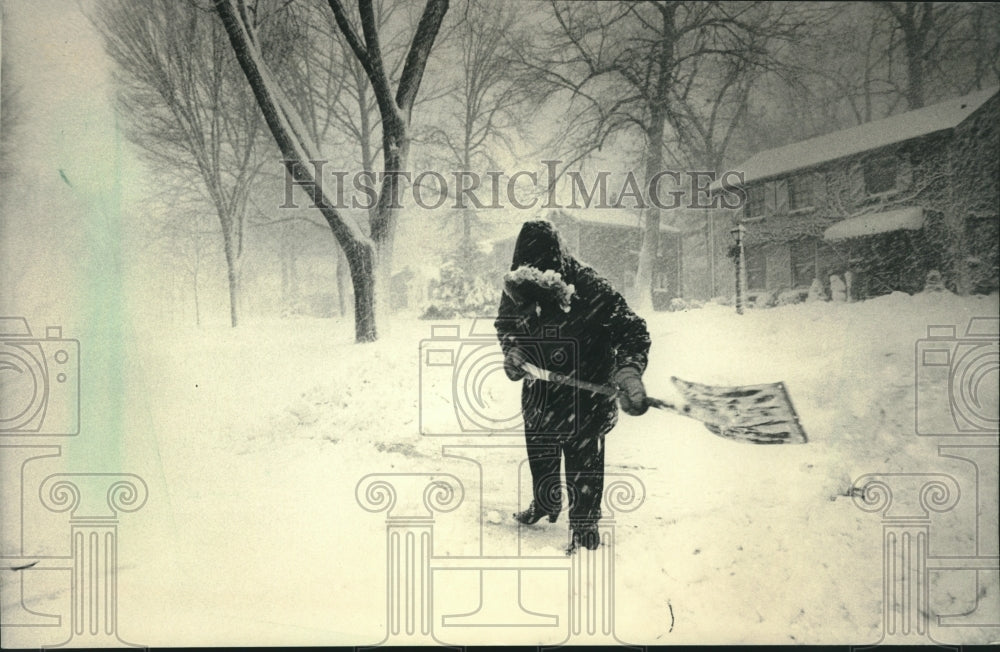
{"left": 504, "top": 347, "right": 528, "bottom": 381}
{"left": 614, "top": 367, "right": 648, "bottom": 416}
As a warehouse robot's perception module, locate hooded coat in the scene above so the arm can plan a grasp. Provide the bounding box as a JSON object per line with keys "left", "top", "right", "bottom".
{"left": 494, "top": 220, "right": 651, "bottom": 527}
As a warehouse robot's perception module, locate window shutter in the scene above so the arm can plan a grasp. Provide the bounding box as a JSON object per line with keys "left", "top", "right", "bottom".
{"left": 897, "top": 156, "right": 912, "bottom": 190}
{"left": 745, "top": 185, "right": 764, "bottom": 218}
{"left": 814, "top": 172, "right": 827, "bottom": 208}
{"left": 764, "top": 182, "right": 776, "bottom": 215}
{"left": 849, "top": 163, "right": 865, "bottom": 203}
{"left": 775, "top": 179, "right": 789, "bottom": 214}
{"left": 802, "top": 173, "right": 816, "bottom": 208}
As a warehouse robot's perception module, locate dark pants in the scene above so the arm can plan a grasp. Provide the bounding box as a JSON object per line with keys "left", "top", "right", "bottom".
{"left": 522, "top": 382, "right": 616, "bottom": 529}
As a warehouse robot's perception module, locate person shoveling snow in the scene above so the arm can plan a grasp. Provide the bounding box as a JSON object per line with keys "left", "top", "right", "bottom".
{"left": 494, "top": 219, "right": 653, "bottom": 555}
{"left": 494, "top": 221, "right": 807, "bottom": 555}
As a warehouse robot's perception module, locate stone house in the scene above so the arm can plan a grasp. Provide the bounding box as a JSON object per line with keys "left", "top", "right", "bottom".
{"left": 713, "top": 86, "right": 999, "bottom": 301}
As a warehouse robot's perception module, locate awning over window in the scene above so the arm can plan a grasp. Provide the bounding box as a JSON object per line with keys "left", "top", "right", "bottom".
{"left": 823, "top": 207, "right": 924, "bottom": 241}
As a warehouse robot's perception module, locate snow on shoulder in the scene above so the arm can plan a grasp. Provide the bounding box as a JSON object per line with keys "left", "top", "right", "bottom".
{"left": 503, "top": 265, "right": 576, "bottom": 312}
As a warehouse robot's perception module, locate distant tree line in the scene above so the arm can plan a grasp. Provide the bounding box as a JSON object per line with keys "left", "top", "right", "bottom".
{"left": 92, "top": 0, "right": 1000, "bottom": 339}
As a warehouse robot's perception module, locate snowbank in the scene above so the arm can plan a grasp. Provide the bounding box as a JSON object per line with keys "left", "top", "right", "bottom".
{"left": 5, "top": 291, "right": 997, "bottom": 647}
{"left": 823, "top": 206, "right": 925, "bottom": 241}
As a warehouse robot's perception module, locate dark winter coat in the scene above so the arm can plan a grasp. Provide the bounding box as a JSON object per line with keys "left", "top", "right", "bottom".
{"left": 494, "top": 220, "right": 651, "bottom": 439}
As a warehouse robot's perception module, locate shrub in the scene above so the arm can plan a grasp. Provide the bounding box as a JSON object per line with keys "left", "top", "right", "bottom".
{"left": 420, "top": 261, "right": 501, "bottom": 319}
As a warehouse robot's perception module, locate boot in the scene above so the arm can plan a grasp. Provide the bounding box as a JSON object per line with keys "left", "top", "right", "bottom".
{"left": 513, "top": 500, "right": 560, "bottom": 525}
{"left": 565, "top": 523, "right": 601, "bottom": 555}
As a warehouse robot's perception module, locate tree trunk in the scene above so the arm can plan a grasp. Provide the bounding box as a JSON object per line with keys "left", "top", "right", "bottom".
{"left": 215, "top": 0, "right": 380, "bottom": 342}
{"left": 461, "top": 207, "right": 475, "bottom": 270}
{"left": 344, "top": 239, "right": 377, "bottom": 340}
{"left": 895, "top": 2, "right": 928, "bottom": 110}
{"left": 368, "top": 204, "right": 396, "bottom": 333}
{"left": 634, "top": 114, "right": 666, "bottom": 313}
{"left": 216, "top": 0, "right": 446, "bottom": 340}
{"left": 905, "top": 36, "right": 925, "bottom": 109}
{"left": 633, "top": 3, "right": 674, "bottom": 313}
{"left": 335, "top": 246, "right": 350, "bottom": 317}
{"left": 193, "top": 273, "right": 201, "bottom": 327}
{"left": 368, "top": 112, "right": 410, "bottom": 332}
{"left": 375, "top": 240, "right": 393, "bottom": 329}
{"left": 192, "top": 247, "right": 202, "bottom": 327}
{"left": 222, "top": 230, "right": 242, "bottom": 327}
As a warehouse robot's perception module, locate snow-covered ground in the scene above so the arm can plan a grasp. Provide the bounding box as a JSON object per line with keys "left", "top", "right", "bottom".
{"left": 3, "top": 290, "right": 998, "bottom": 647}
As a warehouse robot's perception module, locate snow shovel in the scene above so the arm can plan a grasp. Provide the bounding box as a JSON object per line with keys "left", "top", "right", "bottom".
{"left": 520, "top": 362, "right": 808, "bottom": 445}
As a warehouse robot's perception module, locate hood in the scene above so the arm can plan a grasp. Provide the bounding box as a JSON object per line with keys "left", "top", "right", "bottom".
{"left": 510, "top": 220, "right": 564, "bottom": 272}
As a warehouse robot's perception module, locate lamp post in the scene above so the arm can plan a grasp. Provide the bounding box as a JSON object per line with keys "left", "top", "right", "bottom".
{"left": 730, "top": 223, "right": 747, "bottom": 315}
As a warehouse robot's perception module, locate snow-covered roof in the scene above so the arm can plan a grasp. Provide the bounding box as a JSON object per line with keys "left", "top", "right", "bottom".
{"left": 728, "top": 86, "right": 999, "bottom": 187}
{"left": 823, "top": 206, "right": 924, "bottom": 241}
{"left": 552, "top": 208, "right": 681, "bottom": 233}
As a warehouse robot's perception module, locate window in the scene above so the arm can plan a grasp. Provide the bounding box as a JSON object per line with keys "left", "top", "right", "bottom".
{"left": 745, "top": 181, "right": 788, "bottom": 218}
{"left": 770, "top": 179, "right": 789, "bottom": 215}
{"left": 745, "top": 185, "right": 765, "bottom": 219}
{"left": 790, "top": 238, "right": 817, "bottom": 287}
{"left": 654, "top": 271, "right": 669, "bottom": 291}
{"left": 864, "top": 157, "right": 897, "bottom": 194}
{"left": 788, "top": 174, "right": 815, "bottom": 210}
{"left": 964, "top": 214, "right": 999, "bottom": 293}
{"left": 744, "top": 245, "right": 767, "bottom": 290}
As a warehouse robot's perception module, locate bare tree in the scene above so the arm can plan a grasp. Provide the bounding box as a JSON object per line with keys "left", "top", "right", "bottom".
{"left": 964, "top": 3, "right": 1000, "bottom": 92}
{"left": 418, "top": 1, "right": 530, "bottom": 272}
{"left": 520, "top": 1, "right": 800, "bottom": 310}
{"left": 294, "top": 1, "right": 412, "bottom": 318}
{"left": 751, "top": 1, "right": 997, "bottom": 151}
{"left": 94, "top": 0, "right": 283, "bottom": 327}
{"left": 921, "top": 2, "right": 1000, "bottom": 97}
{"left": 215, "top": 0, "right": 448, "bottom": 342}
{"left": 244, "top": 174, "right": 355, "bottom": 318}
{"left": 779, "top": 3, "right": 902, "bottom": 130}
{"left": 876, "top": 2, "right": 971, "bottom": 110}
{"left": 156, "top": 206, "right": 217, "bottom": 328}
{"left": 745, "top": 1, "right": 997, "bottom": 151}
{"left": 249, "top": 2, "right": 354, "bottom": 318}
{"left": 666, "top": 20, "right": 784, "bottom": 172}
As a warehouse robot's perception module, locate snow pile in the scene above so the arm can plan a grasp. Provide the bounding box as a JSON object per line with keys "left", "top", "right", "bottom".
{"left": 823, "top": 206, "right": 925, "bottom": 241}
{"left": 5, "top": 291, "right": 997, "bottom": 648}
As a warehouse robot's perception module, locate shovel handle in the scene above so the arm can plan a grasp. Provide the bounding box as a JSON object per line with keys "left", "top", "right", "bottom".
{"left": 645, "top": 396, "right": 690, "bottom": 414}
{"left": 522, "top": 362, "right": 686, "bottom": 415}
